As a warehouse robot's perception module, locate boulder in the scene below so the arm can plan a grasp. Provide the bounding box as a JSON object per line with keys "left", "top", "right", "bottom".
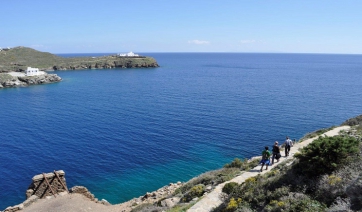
{"left": 160, "top": 197, "right": 180, "bottom": 207}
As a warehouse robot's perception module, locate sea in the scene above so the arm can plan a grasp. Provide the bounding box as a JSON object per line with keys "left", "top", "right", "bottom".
{"left": 1, "top": 53, "right": 362, "bottom": 209}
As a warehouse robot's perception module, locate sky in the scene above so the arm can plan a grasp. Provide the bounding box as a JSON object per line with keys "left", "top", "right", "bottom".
{"left": 1, "top": 0, "right": 361, "bottom": 54}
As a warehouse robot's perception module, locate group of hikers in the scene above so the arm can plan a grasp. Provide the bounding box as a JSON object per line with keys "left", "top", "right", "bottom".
{"left": 259, "top": 136, "right": 295, "bottom": 172}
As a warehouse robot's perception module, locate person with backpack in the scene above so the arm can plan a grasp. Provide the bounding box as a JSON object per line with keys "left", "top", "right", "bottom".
{"left": 271, "top": 141, "right": 281, "bottom": 165}
{"left": 260, "top": 146, "right": 271, "bottom": 172}
{"left": 284, "top": 136, "right": 293, "bottom": 156}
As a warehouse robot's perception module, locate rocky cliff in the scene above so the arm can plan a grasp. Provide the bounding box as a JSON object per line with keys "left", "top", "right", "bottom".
{"left": 0, "top": 47, "right": 159, "bottom": 73}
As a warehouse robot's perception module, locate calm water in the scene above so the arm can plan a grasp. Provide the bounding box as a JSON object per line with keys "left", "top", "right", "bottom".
{"left": 1, "top": 53, "right": 362, "bottom": 209}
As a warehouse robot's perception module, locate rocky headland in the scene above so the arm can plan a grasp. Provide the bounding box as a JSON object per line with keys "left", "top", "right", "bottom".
{"left": 0, "top": 46, "right": 159, "bottom": 73}
{"left": 0, "top": 46, "right": 159, "bottom": 89}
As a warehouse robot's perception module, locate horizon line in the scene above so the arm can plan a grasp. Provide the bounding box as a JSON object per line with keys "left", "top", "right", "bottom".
{"left": 54, "top": 51, "right": 362, "bottom": 56}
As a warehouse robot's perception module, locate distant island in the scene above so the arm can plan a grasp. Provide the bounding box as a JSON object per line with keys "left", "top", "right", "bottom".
{"left": 0, "top": 47, "right": 159, "bottom": 88}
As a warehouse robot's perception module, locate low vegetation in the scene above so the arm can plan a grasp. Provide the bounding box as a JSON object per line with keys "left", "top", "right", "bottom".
{"left": 0, "top": 73, "right": 14, "bottom": 83}
{"left": 294, "top": 135, "right": 359, "bottom": 176}
{"left": 300, "top": 126, "right": 336, "bottom": 141}
{"left": 341, "top": 114, "right": 362, "bottom": 126}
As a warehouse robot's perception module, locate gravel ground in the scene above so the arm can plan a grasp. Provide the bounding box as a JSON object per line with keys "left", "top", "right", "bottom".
{"left": 22, "top": 193, "right": 124, "bottom": 212}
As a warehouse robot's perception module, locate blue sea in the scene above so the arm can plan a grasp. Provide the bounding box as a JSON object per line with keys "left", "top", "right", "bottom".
{"left": 1, "top": 53, "right": 362, "bottom": 209}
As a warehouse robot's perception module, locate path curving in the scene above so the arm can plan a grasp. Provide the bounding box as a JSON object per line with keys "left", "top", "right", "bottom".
{"left": 187, "top": 126, "right": 351, "bottom": 212}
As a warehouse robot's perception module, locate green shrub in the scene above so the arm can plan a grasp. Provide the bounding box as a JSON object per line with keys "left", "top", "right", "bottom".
{"left": 224, "top": 158, "right": 260, "bottom": 171}
{"left": 166, "top": 203, "right": 195, "bottom": 212}
{"left": 294, "top": 135, "right": 359, "bottom": 176}
{"left": 269, "top": 186, "right": 290, "bottom": 200}
{"left": 177, "top": 168, "right": 240, "bottom": 195}
{"left": 222, "top": 182, "right": 239, "bottom": 195}
{"left": 228, "top": 175, "right": 267, "bottom": 208}
{"left": 224, "top": 158, "right": 244, "bottom": 168}
{"left": 265, "top": 193, "right": 326, "bottom": 212}
{"left": 225, "top": 197, "right": 242, "bottom": 211}
{"left": 181, "top": 184, "right": 205, "bottom": 202}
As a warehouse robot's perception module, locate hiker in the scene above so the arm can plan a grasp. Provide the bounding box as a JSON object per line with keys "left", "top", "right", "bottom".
{"left": 271, "top": 141, "right": 281, "bottom": 165}
{"left": 260, "top": 146, "right": 271, "bottom": 172}
{"left": 284, "top": 136, "right": 293, "bottom": 156}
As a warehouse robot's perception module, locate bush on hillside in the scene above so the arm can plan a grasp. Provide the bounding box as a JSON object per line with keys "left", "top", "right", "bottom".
{"left": 222, "top": 182, "right": 239, "bottom": 195}
{"left": 294, "top": 135, "right": 359, "bottom": 176}
{"left": 174, "top": 168, "right": 240, "bottom": 196}
{"left": 341, "top": 114, "right": 362, "bottom": 126}
{"left": 181, "top": 184, "right": 205, "bottom": 202}
{"left": 264, "top": 192, "right": 326, "bottom": 212}
{"left": 224, "top": 158, "right": 260, "bottom": 171}
{"left": 224, "top": 158, "right": 244, "bottom": 168}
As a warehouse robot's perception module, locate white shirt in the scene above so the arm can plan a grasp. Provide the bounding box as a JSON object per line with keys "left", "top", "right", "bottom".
{"left": 285, "top": 138, "right": 293, "bottom": 146}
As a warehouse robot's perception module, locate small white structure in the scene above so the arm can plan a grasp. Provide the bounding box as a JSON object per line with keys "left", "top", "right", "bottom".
{"left": 26, "top": 67, "right": 40, "bottom": 76}
{"left": 118, "top": 51, "right": 139, "bottom": 57}
{"left": 0, "top": 47, "right": 11, "bottom": 51}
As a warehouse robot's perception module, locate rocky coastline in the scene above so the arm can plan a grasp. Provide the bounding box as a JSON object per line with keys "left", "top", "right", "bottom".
{"left": 0, "top": 73, "right": 62, "bottom": 89}
{"left": 0, "top": 46, "right": 159, "bottom": 89}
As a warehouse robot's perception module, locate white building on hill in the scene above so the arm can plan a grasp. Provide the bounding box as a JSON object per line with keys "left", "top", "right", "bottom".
{"left": 26, "top": 67, "right": 40, "bottom": 76}
{"left": 119, "top": 51, "right": 139, "bottom": 57}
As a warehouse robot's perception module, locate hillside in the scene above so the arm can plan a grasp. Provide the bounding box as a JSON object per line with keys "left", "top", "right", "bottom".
{"left": 0, "top": 47, "right": 159, "bottom": 72}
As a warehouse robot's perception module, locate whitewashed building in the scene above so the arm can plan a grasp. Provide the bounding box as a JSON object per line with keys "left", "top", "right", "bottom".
{"left": 119, "top": 51, "right": 139, "bottom": 57}
{"left": 25, "top": 67, "right": 40, "bottom": 76}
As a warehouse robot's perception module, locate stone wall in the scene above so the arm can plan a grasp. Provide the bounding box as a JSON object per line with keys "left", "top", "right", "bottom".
{"left": 26, "top": 170, "right": 68, "bottom": 199}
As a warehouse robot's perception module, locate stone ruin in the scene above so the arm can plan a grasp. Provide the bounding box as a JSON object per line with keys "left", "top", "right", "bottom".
{"left": 26, "top": 170, "right": 68, "bottom": 199}
{"left": 3, "top": 170, "right": 69, "bottom": 212}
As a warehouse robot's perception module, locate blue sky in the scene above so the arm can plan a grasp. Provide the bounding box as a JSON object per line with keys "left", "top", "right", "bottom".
{"left": 1, "top": 0, "right": 361, "bottom": 53}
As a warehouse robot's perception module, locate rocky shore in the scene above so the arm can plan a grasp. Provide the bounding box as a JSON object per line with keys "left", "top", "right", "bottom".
{"left": 0, "top": 73, "right": 62, "bottom": 89}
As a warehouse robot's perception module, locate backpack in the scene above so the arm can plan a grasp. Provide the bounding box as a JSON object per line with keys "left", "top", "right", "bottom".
{"left": 262, "top": 151, "right": 269, "bottom": 160}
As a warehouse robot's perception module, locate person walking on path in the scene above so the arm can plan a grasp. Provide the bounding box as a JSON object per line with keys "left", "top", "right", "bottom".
{"left": 271, "top": 141, "right": 281, "bottom": 165}
{"left": 260, "top": 146, "right": 271, "bottom": 172}
{"left": 284, "top": 136, "right": 293, "bottom": 156}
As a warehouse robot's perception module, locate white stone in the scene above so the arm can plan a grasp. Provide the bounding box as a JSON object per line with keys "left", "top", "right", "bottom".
{"left": 192, "top": 197, "right": 199, "bottom": 201}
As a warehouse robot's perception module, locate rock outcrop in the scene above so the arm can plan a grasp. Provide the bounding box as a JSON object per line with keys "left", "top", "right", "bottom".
{"left": 69, "top": 186, "right": 96, "bottom": 201}
{"left": 115, "top": 182, "right": 184, "bottom": 212}
{"left": 0, "top": 73, "right": 61, "bottom": 89}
